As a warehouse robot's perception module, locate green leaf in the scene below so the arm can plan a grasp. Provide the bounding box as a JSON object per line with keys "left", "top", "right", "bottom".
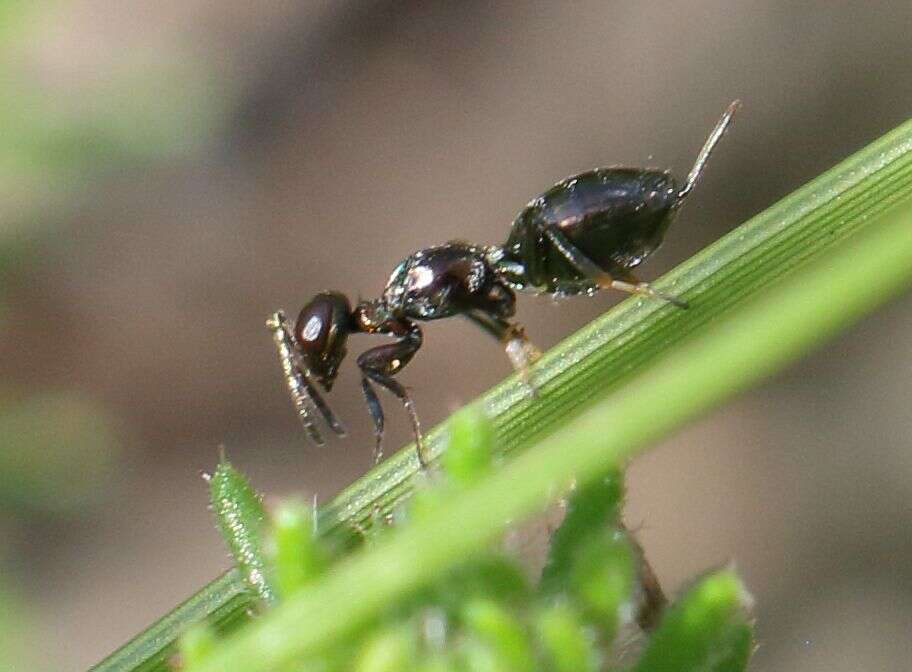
{"left": 353, "top": 625, "right": 417, "bottom": 672}
{"left": 567, "top": 531, "right": 635, "bottom": 641}
{"left": 413, "top": 653, "right": 459, "bottom": 672}
{"left": 534, "top": 602, "right": 598, "bottom": 672}
{"left": 461, "top": 599, "right": 535, "bottom": 672}
{"left": 178, "top": 623, "right": 218, "bottom": 669}
{"left": 712, "top": 624, "right": 753, "bottom": 672}
{"left": 410, "top": 408, "right": 496, "bottom": 521}
{"left": 633, "top": 570, "right": 752, "bottom": 672}
{"left": 270, "top": 499, "right": 325, "bottom": 599}
{"left": 418, "top": 556, "right": 530, "bottom": 617}
{"left": 539, "top": 471, "right": 624, "bottom": 593}
{"left": 442, "top": 407, "right": 495, "bottom": 487}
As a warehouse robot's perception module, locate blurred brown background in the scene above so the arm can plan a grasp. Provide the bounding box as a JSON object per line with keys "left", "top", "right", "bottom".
{"left": 0, "top": 1, "right": 911, "bottom": 670}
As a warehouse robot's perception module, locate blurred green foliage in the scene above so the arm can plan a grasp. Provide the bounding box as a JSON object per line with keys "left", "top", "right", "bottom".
{"left": 0, "top": 391, "right": 121, "bottom": 515}
{"left": 0, "top": 0, "right": 227, "bottom": 237}
{"left": 0, "top": 581, "right": 33, "bottom": 671}
{"left": 0, "top": 0, "right": 230, "bottom": 521}
{"left": 180, "top": 411, "right": 754, "bottom": 672}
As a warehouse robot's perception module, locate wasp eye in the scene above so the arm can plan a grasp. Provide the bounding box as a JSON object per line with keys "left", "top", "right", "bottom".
{"left": 294, "top": 291, "right": 352, "bottom": 390}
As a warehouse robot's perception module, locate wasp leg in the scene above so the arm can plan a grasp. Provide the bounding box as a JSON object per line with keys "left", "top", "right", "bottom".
{"left": 464, "top": 310, "right": 541, "bottom": 393}
{"left": 361, "top": 370, "right": 426, "bottom": 469}
{"left": 356, "top": 321, "right": 427, "bottom": 468}
{"left": 300, "top": 374, "right": 347, "bottom": 437}
{"left": 608, "top": 271, "right": 689, "bottom": 309}
{"left": 359, "top": 376, "right": 385, "bottom": 463}
{"left": 542, "top": 227, "right": 688, "bottom": 309}
{"left": 266, "top": 311, "right": 326, "bottom": 446}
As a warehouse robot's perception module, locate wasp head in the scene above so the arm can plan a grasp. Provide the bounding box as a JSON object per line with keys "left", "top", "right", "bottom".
{"left": 294, "top": 291, "right": 353, "bottom": 390}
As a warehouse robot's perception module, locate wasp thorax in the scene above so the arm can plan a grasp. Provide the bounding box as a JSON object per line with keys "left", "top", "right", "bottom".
{"left": 294, "top": 291, "right": 353, "bottom": 390}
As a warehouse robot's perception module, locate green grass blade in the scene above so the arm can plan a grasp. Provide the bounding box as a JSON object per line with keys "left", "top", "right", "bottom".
{"left": 89, "top": 570, "right": 248, "bottom": 672}
{"left": 88, "top": 116, "right": 912, "bottom": 672}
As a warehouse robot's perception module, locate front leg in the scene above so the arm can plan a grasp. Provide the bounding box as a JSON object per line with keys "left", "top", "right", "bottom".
{"left": 542, "top": 227, "right": 689, "bottom": 308}
{"left": 356, "top": 320, "right": 428, "bottom": 468}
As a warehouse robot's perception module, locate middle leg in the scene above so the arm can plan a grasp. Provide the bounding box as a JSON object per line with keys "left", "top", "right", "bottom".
{"left": 464, "top": 309, "right": 541, "bottom": 392}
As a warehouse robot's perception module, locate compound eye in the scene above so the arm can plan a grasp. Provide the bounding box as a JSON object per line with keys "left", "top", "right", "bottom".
{"left": 294, "top": 291, "right": 352, "bottom": 389}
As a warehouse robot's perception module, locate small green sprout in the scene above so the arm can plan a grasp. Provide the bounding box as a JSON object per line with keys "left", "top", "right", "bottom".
{"left": 270, "top": 499, "right": 325, "bottom": 599}
{"left": 177, "top": 623, "right": 217, "bottom": 669}
{"left": 633, "top": 569, "right": 753, "bottom": 672}
{"left": 206, "top": 456, "right": 275, "bottom": 605}
{"left": 534, "top": 602, "right": 598, "bottom": 672}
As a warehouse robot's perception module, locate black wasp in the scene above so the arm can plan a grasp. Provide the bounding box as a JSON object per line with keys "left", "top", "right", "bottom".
{"left": 268, "top": 101, "right": 739, "bottom": 467}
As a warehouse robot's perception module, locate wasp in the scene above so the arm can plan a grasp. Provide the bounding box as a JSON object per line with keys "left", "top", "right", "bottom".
{"left": 268, "top": 101, "right": 739, "bottom": 467}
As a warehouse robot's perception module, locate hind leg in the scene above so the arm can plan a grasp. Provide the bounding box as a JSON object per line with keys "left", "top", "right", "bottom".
{"left": 542, "top": 227, "right": 688, "bottom": 308}
{"left": 607, "top": 270, "right": 689, "bottom": 308}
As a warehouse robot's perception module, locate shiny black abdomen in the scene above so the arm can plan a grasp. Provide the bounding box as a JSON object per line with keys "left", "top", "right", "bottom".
{"left": 504, "top": 168, "right": 679, "bottom": 293}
